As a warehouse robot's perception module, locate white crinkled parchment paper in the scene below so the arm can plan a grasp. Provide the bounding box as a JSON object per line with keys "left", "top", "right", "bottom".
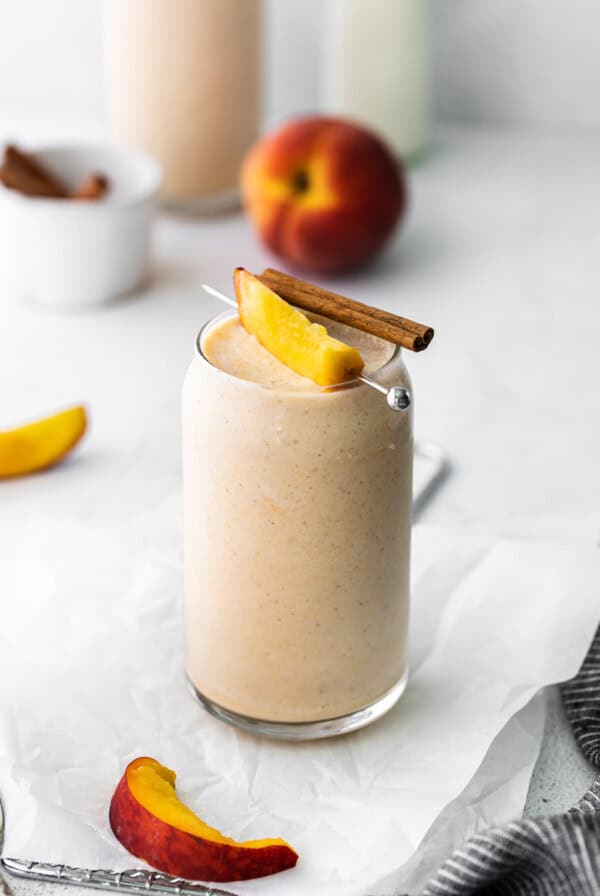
{"left": 0, "top": 507, "right": 599, "bottom": 896}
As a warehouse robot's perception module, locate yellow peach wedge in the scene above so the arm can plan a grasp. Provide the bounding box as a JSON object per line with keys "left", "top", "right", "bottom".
{"left": 110, "top": 757, "right": 298, "bottom": 881}
{"left": 233, "top": 267, "right": 364, "bottom": 386}
{"left": 0, "top": 405, "right": 87, "bottom": 478}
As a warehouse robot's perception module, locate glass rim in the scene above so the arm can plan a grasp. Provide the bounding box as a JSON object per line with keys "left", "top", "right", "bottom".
{"left": 194, "top": 309, "right": 402, "bottom": 395}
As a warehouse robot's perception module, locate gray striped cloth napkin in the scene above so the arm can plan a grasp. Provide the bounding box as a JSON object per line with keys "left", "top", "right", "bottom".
{"left": 420, "top": 627, "right": 600, "bottom": 895}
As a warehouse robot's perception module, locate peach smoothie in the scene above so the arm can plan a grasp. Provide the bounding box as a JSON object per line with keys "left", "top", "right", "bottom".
{"left": 106, "top": 0, "right": 261, "bottom": 208}
{"left": 182, "top": 312, "right": 413, "bottom": 736}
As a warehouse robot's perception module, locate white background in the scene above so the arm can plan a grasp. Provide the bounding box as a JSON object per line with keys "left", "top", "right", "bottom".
{"left": 0, "top": 0, "right": 600, "bottom": 132}
{"left": 2, "top": 2, "right": 600, "bottom": 891}
{"left": 2, "top": 121, "right": 600, "bottom": 895}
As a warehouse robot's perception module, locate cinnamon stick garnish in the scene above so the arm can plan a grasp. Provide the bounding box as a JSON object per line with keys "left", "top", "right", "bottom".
{"left": 258, "top": 268, "right": 434, "bottom": 352}
{"left": 70, "top": 173, "right": 109, "bottom": 200}
{"left": 0, "top": 145, "right": 68, "bottom": 198}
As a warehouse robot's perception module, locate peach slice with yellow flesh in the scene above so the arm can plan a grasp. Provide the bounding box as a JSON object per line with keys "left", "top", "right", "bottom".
{"left": 0, "top": 405, "right": 87, "bottom": 478}
{"left": 109, "top": 757, "right": 298, "bottom": 882}
{"left": 234, "top": 267, "right": 364, "bottom": 386}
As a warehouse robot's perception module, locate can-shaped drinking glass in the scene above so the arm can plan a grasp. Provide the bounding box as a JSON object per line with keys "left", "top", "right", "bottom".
{"left": 182, "top": 311, "right": 413, "bottom": 739}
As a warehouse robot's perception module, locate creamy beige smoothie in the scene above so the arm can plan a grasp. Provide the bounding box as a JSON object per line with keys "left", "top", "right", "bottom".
{"left": 182, "top": 313, "right": 413, "bottom": 732}
{"left": 106, "top": 0, "right": 261, "bottom": 206}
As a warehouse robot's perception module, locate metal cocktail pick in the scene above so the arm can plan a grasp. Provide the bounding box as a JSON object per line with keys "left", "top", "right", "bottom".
{"left": 201, "top": 284, "right": 412, "bottom": 411}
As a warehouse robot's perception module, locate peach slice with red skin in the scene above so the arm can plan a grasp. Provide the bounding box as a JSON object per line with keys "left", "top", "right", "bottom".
{"left": 109, "top": 757, "right": 298, "bottom": 882}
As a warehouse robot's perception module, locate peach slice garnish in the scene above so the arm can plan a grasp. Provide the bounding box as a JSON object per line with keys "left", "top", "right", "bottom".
{"left": 234, "top": 267, "right": 364, "bottom": 387}
{"left": 109, "top": 757, "right": 298, "bottom": 882}
{"left": 0, "top": 405, "right": 87, "bottom": 478}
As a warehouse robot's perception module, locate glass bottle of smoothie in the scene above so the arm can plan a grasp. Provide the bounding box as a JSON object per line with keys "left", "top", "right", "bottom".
{"left": 182, "top": 311, "right": 413, "bottom": 739}
{"left": 105, "top": 0, "right": 262, "bottom": 211}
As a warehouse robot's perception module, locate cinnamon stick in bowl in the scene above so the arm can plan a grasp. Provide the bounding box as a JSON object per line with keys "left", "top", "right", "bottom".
{"left": 258, "top": 268, "right": 434, "bottom": 352}
{"left": 0, "top": 144, "right": 68, "bottom": 198}
{"left": 0, "top": 145, "right": 110, "bottom": 201}
{"left": 70, "top": 173, "right": 109, "bottom": 200}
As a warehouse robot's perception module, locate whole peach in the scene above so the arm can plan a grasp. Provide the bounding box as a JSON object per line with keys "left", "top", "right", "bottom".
{"left": 240, "top": 116, "right": 406, "bottom": 274}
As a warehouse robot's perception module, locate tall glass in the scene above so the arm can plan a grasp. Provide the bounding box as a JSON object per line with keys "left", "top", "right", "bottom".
{"left": 182, "top": 312, "right": 413, "bottom": 739}
{"left": 323, "top": 0, "right": 430, "bottom": 162}
{"left": 105, "top": 0, "right": 262, "bottom": 211}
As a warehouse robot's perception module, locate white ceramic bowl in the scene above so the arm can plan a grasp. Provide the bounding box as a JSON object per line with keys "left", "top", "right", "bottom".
{"left": 0, "top": 143, "right": 161, "bottom": 308}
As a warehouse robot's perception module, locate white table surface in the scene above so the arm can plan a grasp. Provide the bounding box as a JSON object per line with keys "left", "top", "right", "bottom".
{"left": 1, "top": 123, "right": 598, "bottom": 892}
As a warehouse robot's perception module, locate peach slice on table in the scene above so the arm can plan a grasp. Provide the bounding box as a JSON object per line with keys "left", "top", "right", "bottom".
{"left": 0, "top": 405, "right": 87, "bottom": 478}
{"left": 109, "top": 757, "right": 298, "bottom": 882}
{"left": 233, "top": 267, "right": 364, "bottom": 386}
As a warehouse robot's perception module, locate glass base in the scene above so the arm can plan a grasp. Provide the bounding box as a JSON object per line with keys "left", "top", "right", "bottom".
{"left": 186, "top": 668, "right": 408, "bottom": 741}
{"left": 162, "top": 185, "right": 240, "bottom": 215}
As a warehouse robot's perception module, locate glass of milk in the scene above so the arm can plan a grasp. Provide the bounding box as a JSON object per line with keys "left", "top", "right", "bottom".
{"left": 323, "top": 0, "right": 430, "bottom": 162}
